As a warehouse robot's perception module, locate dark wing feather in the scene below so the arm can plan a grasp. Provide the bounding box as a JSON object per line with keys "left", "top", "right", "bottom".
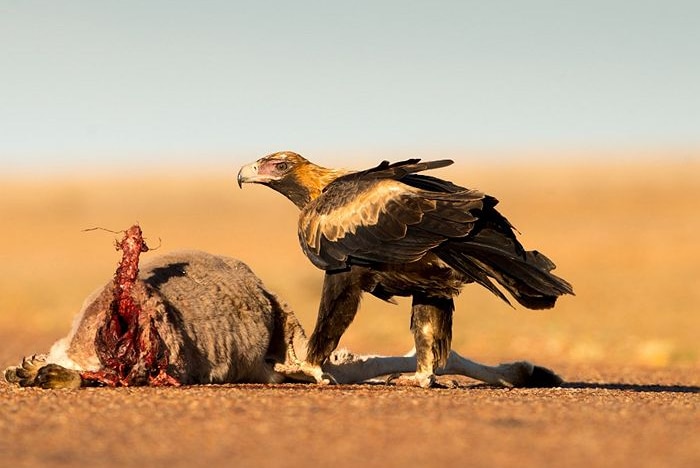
{"left": 401, "top": 173, "right": 466, "bottom": 193}
{"left": 297, "top": 157, "right": 573, "bottom": 309}
{"left": 299, "top": 165, "right": 486, "bottom": 271}
{"left": 323, "top": 158, "right": 454, "bottom": 191}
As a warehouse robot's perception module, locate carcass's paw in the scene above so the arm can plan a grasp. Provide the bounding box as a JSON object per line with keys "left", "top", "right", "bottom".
{"left": 4, "top": 354, "right": 48, "bottom": 387}
{"left": 4, "top": 367, "right": 20, "bottom": 385}
{"left": 35, "top": 364, "right": 83, "bottom": 389}
{"left": 274, "top": 360, "right": 337, "bottom": 385}
{"left": 497, "top": 361, "right": 564, "bottom": 388}
{"left": 524, "top": 365, "right": 564, "bottom": 387}
{"left": 387, "top": 372, "right": 438, "bottom": 388}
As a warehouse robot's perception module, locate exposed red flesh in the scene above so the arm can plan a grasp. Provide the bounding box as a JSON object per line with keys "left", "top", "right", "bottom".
{"left": 89, "top": 225, "right": 179, "bottom": 387}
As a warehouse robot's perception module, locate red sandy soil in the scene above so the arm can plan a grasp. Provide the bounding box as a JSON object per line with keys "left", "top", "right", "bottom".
{"left": 1, "top": 334, "right": 698, "bottom": 468}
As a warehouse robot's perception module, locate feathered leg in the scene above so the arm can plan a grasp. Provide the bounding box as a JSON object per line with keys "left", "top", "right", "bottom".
{"left": 395, "top": 294, "right": 453, "bottom": 388}
{"left": 306, "top": 269, "right": 363, "bottom": 366}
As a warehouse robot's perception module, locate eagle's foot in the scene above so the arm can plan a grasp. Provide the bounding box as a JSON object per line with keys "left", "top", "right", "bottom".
{"left": 4, "top": 354, "right": 48, "bottom": 387}
{"left": 274, "top": 360, "right": 337, "bottom": 385}
{"left": 387, "top": 371, "right": 438, "bottom": 388}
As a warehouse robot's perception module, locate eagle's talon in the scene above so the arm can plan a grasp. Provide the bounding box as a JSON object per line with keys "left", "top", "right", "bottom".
{"left": 385, "top": 372, "right": 403, "bottom": 384}
{"left": 320, "top": 372, "right": 338, "bottom": 385}
{"left": 388, "top": 372, "right": 438, "bottom": 388}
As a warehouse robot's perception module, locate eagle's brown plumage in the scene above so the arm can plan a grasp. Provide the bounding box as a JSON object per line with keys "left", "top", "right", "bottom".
{"left": 238, "top": 152, "right": 574, "bottom": 386}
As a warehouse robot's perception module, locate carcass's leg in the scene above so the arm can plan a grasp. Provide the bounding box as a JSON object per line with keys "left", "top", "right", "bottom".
{"left": 440, "top": 352, "right": 563, "bottom": 387}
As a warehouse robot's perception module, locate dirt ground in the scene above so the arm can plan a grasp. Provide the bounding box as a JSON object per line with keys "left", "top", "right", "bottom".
{"left": 1, "top": 346, "right": 698, "bottom": 468}
{"left": 1, "top": 155, "right": 699, "bottom": 467}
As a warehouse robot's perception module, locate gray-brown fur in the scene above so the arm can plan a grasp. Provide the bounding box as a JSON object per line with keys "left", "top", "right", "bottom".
{"left": 7, "top": 251, "right": 304, "bottom": 387}
{"left": 5, "top": 250, "right": 563, "bottom": 389}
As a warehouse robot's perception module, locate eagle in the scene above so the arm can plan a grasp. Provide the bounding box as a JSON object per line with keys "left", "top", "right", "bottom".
{"left": 237, "top": 152, "right": 573, "bottom": 386}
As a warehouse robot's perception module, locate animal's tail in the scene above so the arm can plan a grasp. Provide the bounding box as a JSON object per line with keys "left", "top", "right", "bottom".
{"left": 436, "top": 227, "right": 574, "bottom": 310}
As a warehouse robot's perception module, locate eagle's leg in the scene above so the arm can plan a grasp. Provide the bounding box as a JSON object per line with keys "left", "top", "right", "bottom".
{"left": 306, "top": 270, "right": 363, "bottom": 369}
{"left": 405, "top": 295, "right": 454, "bottom": 388}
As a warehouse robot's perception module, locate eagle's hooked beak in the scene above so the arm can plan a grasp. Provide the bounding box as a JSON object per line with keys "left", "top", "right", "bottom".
{"left": 237, "top": 162, "right": 260, "bottom": 188}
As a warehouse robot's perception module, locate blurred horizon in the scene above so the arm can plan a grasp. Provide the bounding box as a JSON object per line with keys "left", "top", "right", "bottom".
{"left": 2, "top": 147, "right": 698, "bottom": 179}
{"left": 2, "top": 1, "right": 699, "bottom": 174}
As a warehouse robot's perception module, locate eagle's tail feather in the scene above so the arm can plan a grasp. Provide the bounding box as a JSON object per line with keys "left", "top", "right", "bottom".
{"left": 437, "top": 229, "right": 574, "bottom": 310}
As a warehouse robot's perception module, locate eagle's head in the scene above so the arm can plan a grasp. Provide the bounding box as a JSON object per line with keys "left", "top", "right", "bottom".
{"left": 237, "top": 151, "right": 345, "bottom": 208}
{"left": 237, "top": 151, "right": 308, "bottom": 188}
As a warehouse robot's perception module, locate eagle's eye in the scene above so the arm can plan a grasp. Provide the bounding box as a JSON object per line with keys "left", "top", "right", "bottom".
{"left": 275, "top": 162, "right": 289, "bottom": 171}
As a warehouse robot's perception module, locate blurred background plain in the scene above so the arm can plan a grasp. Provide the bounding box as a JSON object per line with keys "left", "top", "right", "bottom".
{"left": 1, "top": 1, "right": 698, "bottom": 369}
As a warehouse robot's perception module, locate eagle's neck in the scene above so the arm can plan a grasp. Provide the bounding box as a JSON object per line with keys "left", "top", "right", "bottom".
{"left": 271, "top": 163, "right": 347, "bottom": 209}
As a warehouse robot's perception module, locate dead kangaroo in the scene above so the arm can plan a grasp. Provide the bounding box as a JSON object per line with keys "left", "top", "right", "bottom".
{"left": 5, "top": 249, "right": 562, "bottom": 389}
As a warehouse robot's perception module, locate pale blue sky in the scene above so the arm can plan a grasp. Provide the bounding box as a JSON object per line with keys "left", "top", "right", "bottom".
{"left": 1, "top": 1, "right": 698, "bottom": 173}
